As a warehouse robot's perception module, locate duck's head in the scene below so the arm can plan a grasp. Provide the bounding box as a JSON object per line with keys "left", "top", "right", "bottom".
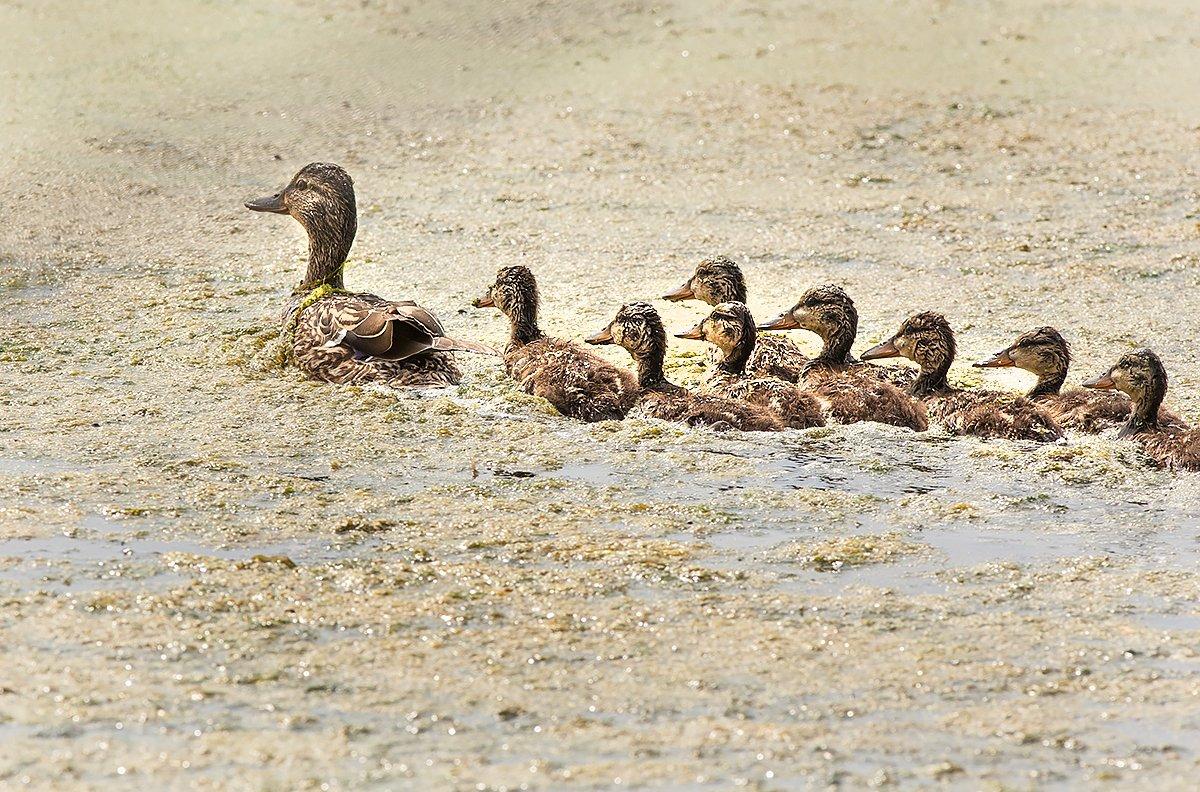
{"left": 473, "top": 265, "right": 539, "bottom": 315}
{"left": 1083, "top": 348, "right": 1166, "bottom": 402}
{"left": 975, "top": 326, "right": 1070, "bottom": 376}
{"left": 675, "top": 301, "right": 756, "bottom": 357}
{"left": 587, "top": 302, "right": 666, "bottom": 358}
{"left": 246, "top": 162, "right": 356, "bottom": 233}
{"left": 861, "top": 311, "right": 956, "bottom": 369}
{"left": 663, "top": 256, "right": 747, "bottom": 305}
{"left": 760, "top": 284, "right": 858, "bottom": 339}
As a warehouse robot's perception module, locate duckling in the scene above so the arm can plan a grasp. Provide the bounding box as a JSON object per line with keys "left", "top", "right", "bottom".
{"left": 1083, "top": 349, "right": 1200, "bottom": 469}
{"left": 860, "top": 312, "right": 1062, "bottom": 441}
{"left": 246, "top": 162, "right": 494, "bottom": 386}
{"left": 675, "top": 302, "right": 825, "bottom": 429}
{"left": 757, "top": 285, "right": 927, "bottom": 431}
{"left": 473, "top": 266, "right": 637, "bottom": 422}
{"left": 663, "top": 256, "right": 808, "bottom": 381}
{"left": 585, "top": 303, "right": 785, "bottom": 432}
{"left": 975, "top": 326, "right": 1183, "bottom": 433}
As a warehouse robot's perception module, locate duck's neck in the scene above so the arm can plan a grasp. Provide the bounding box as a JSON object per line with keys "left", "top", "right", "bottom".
{"left": 300, "top": 211, "right": 356, "bottom": 291}
{"left": 911, "top": 356, "right": 951, "bottom": 397}
{"left": 505, "top": 292, "right": 543, "bottom": 348}
{"left": 717, "top": 335, "right": 754, "bottom": 376}
{"left": 816, "top": 321, "right": 857, "bottom": 365}
{"left": 632, "top": 344, "right": 674, "bottom": 391}
{"left": 1028, "top": 368, "right": 1067, "bottom": 398}
{"left": 1122, "top": 387, "right": 1164, "bottom": 438}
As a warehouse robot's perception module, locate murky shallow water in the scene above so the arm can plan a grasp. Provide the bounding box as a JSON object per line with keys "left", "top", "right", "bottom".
{"left": 7, "top": 0, "right": 1200, "bottom": 787}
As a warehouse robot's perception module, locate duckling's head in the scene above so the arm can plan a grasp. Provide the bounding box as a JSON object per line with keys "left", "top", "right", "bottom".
{"left": 663, "top": 256, "right": 747, "bottom": 305}
{"left": 975, "top": 326, "right": 1070, "bottom": 377}
{"left": 587, "top": 302, "right": 666, "bottom": 358}
{"left": 675, "top": 301, "right": 756, "bottom": 357}
{"left": 246, "top": 162, "right": 356, "bottom": 233}
{"left": 861, "top": 312, "right": 956, "bottom": 370}
{"left": 760, "top": 284, "right": 858, "bottom": 339}
{"left": 473, "top": 265, "right": 539, "bottom": 315}
{"left": 1083, "top": 348, "right": 1167, "bottom": 403}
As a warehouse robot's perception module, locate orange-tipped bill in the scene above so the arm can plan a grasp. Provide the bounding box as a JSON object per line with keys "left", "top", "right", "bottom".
{"left": 674, "top": 323, "right": 704, "bottom": 340}
{"left": 472, "top": 291, "right": 496, "bottom": 309}
{"left": 860, "top": 338, "right": 900, "bottom": 361}
{"left": 585, "top": 326, "right": 614, "bottom": 345}
{"left": 1082, "top": 370, "right": 1116, "bottom": 390}
{"left": 662, "top": 282, "right": 695, "bottom": 302}
{"left": 974, "top": 348, "right": 1015, "bottom": 368}
{"left": 757, "top": 311, "right": 801, "bottom": 331}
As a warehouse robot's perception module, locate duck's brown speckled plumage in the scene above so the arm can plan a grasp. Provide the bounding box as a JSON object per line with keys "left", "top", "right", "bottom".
{"left": 587, "top": 303, "right": 784, "bottom": 431}
{"left": 664, "top": 256, "right": 808, "bottom": 382}
{"left": 975, "top": 326, "right": 1183, "bottom": 433}
{"left": 861, "top": 312, "right": 1062, "bottom": 442}
{"left": 247, "top": 163, "right": 493, "bottom": 386}
{"left": 1084, "top": 349, "right": 1200, "bottom": 470}
{"left": 476, "top": 266, "right": 637, "bottom": 422}
{"left": 759, "top": 285, "right": 927, "bottom": 431}
{"left": 678, "top": 302, "right": 825, "bottom": 429}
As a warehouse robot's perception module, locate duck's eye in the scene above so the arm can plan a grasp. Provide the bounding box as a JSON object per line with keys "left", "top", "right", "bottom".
{"left": 295, "top": 179, "right": 309, "bottom": 191}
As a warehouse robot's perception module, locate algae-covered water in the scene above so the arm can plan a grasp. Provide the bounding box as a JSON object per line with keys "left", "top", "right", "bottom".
{"left": 4, "top": 0, "right": 1200, "bottom": 788}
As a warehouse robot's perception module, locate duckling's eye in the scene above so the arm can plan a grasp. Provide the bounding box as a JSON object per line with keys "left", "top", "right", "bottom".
{"left": 295, "top": 179, "right": 309, "bottom": 191}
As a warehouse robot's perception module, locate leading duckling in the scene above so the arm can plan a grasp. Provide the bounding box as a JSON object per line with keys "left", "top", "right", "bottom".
{"left": 675, "top": 302, "right": 825, "bottom": 429}
{"left": 1083, "top": 349, "right": 1200, "bottom": 469}
{"left": 473, "top": 266, "right": 637, "bottom": 422}
{"left": 586, "top": 303, "right": 785, "bottom": 431}
{"left": 245, "top": 162, "right": 494, "bottom": 386}
{"left": 757, "top": 285, "right": 927, "bottom": 430}
{"left": 861, "top": 312, "right": 1062, "bottom": 441}
{"left": 663, "top": 256, "right": 809, "bottom": 382}
{"left": 974, "top": 326, "right": 1182, "bottom": 433}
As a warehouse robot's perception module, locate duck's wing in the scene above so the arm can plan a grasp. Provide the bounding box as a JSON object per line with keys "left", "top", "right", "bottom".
{"left": 327, "top": 296, "right": 497, "bottom": 360}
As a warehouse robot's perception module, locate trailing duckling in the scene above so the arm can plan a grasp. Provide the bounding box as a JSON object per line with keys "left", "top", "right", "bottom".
{"left": 758, "top": 285, "right": 927, "bottom": 431}
{"left": 245, "top": 162, "right": 495, "bottom": 386}
{"left": 586, "top": 303, "right": 785, "bottom": 432}
{"left": 675, "top": 302, "right": 825, "bottom": 429}
{"left": 1083, "top": 349, "right": 1200, "bottom": 470}
{"left": 473, "top": 266, "right": 637, "bottom": 422}
{"left": 663, "top": 255, "right": 808, "bottom": 382}
{"left": 860, "top": 312, "right": 1062, "bottom": 442}
{"left": 974, "top": 326, "right": 1183, "bottom": 433}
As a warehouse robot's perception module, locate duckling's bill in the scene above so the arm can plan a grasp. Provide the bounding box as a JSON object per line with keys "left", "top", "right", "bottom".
{"left": 974, "top": 348, "right": 1015, "bottom": 368}
{"left": 674, "top": 323, "right": 704, "bottom": 340}
{"left": 860, "top": 338, "right": 900, "bottom": 360}
{"left": 585, "top": 325, "right": 614, "bottom": 345}
{"left": 662, "top": 282, "right": 695, "bottom": 302}
{"left": 758, "top": 312, "right": 801, "bottom": 331}
{"left": 1082, "top": 370, "right": 1116, "bottom": 389}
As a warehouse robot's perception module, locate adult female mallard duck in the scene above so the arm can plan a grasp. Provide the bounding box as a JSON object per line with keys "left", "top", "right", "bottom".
{"left": 757, "top": 285, "right": 926, "bottom": 430}
{"left": 246, "top": 162, "right": 494, "bottom": 385}
{"left": 860, "top": 312, "right": 1062, "bottom": 441}
{"left": 974, "top": 326, "right": 1182, "bottom": 433}
{"left": 675, "top": 302, "right": 825, "bottom": 429}
{"left": 1083, "top": 349, "right": 1200, "bottom": 469}
{"left": 473, "top": 265, "right": 637, "bottom": 422}
{"left": 585, "top": 303, "right": 784, "bottom": 431}
{"left": 663, "top": 256, "right": 808, "bottom": 381}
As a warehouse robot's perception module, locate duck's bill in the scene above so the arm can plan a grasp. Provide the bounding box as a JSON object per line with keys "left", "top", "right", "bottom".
{"left": 471, "top": 292, "right": 496, "bottom": 309}
{"left": 662, "top": 283, "right": 695, "bottom": 302}
{"left": 674, "top": 323, "right": 704, "bottom": 340}
{"left": 585, "top": 326, "right": 614, "bottom": 345}
{"left": 860, "top": 338, "right": 899, "bottom": 361}
{"left": 973, "top": 348, "right": 1015, "bottom": 368}
{"left": 1082, "top": 371, "right": 1116, "bottom": 389}
{"left": 757, "top": 312, "right": 800, "bottom": 331}
{"left": 245, "top": 191, "right": 287, "bottom": 213}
